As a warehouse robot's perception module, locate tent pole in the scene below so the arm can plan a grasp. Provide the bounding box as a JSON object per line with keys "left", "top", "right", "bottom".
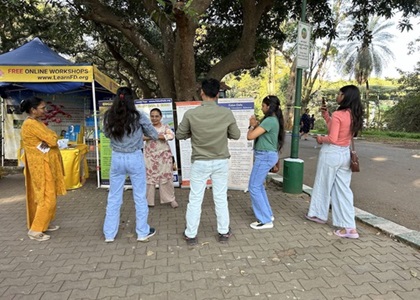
{"left": 91, "top": 80, "right": 100, "bottom": 188}
{"left": 1, "top": 97, "right": 4, "bottom": 167}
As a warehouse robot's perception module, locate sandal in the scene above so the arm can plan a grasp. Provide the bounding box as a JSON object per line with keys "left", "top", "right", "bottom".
{"left": 28, "top": 231, "right": 50, "bottom": 241}
{"left": 45, "top": 225, "right": 60, "bottom": 232}
{"left": 334, "top": 228, "right": 359, "bottom": 239}
{"left": 305, "top": 214, "right": 327, "bottom": 224}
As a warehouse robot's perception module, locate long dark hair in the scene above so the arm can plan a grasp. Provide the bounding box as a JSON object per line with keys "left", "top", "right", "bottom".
{"left": 262, "top": 95, "right": 285, "bottom": 151}
{"left": 337, "top": 85, "right": 364, "bottom": 136}
{"left": 20, "top": 96, "right": 44, "bottom": 113}
{"left": 103, "top": 87, "right": 141, "bottom": 141}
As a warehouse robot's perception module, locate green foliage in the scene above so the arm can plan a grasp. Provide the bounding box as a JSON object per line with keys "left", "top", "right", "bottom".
{"left": 313, "top": 118, "right": 327, "bottom": 132}
{"left": 1, "top": 0, "right": 418, "bottom": 100}
{"left": 383, "top": 95, "right": 420, "bottom": 132}
{"left": 223, "top": 55, "right": 290, "bottom": 117}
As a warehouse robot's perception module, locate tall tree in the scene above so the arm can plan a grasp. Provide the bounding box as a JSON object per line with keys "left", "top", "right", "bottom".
{"left": 339, "top": 16, "right": 396, "bottom": 125}
{"left": 1, "top": 0, "right": 417, "bottom": 101}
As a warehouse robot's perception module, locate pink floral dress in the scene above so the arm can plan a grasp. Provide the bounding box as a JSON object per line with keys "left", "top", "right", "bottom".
{"left": 144, "top": 124, "right": 174, "bottom": 185}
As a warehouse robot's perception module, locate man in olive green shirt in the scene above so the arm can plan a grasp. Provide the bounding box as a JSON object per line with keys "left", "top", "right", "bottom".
{"left": 176, "top": 78, "right": 240, "bottom": 245}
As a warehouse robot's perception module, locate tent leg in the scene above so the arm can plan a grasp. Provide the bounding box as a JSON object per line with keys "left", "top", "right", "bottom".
{"left": 1, "top": 97, "right": 4, "bottom": 167}
{"left": 91, "top": 80, "right": 101, "bottom": 188}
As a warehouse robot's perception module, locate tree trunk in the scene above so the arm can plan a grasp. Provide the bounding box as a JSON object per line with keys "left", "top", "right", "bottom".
{"left": 173, "top": 14, "right": 199, "bottom": 101}
{"left": 365, "top": 80, "right": 370, "bottom": 126}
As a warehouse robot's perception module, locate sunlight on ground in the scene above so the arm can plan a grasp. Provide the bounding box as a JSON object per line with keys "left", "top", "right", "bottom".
{"left": 372, "top": 156, "right": 388, "bottom": 162}
{"left": 0, "top": 194, "right": 25, "bottom": 204}
{"left": 413, "top": 179, "right": 420, "bottom": 188}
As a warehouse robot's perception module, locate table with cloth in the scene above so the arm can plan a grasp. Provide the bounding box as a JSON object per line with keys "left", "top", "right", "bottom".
{"left": 60, "top": 144, "right": 89, "bottom": 190}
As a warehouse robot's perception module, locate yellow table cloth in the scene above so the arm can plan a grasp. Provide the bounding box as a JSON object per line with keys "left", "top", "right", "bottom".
{"left": 60, "top": 144, "right": 89, "bottom": 190}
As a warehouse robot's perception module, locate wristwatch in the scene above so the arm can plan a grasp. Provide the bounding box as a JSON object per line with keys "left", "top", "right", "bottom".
{"left": 248, "top": 125, "right": 255, "bottom": 130}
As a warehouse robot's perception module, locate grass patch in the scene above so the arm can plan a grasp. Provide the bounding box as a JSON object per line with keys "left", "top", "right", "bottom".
{"left": 309, "top": 129, "right": 420, "bottom": 148}
{"left": 361, "top": 130, "right": 420, "bottom": 140}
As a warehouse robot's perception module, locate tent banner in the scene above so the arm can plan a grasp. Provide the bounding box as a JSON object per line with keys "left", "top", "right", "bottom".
{"left": 0, "top": 66, "right": 93, "bottom": 82}
{"left": 93, "top": 65, "right": 119, "bottom": 94}
{"left": 175, "top": 98, "right": 254, "bottom": 191}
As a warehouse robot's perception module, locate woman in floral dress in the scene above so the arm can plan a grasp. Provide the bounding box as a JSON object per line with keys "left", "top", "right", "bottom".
{"left": 144, "top": 108, "right": 178, "bottom": 208}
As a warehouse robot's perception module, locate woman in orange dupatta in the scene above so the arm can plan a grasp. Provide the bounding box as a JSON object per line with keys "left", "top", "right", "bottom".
{"left": 20, "top": 97, "right": 66, "bottom": 241}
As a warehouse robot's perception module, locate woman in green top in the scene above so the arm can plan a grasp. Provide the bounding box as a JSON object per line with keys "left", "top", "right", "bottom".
{"left": 247, "top": 96, "right": 285, "bottom": 230}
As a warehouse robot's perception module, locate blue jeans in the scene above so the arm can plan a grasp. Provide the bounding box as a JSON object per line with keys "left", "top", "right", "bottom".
{"left": 103, "top": 150, "right": 151, "bottom": 240}
{"left": 185, "top": 159, "right": 229, "bottom": 238}
{"left": 308, "top": 144, "right": 355, "bottom": 228}
{"left": 248, "top": 150, "right": 278, "bottom": 224}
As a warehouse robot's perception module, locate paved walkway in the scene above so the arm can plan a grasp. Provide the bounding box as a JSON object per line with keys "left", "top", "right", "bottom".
{"left": 0, "top": 173, "right": 419, "bottom": 299}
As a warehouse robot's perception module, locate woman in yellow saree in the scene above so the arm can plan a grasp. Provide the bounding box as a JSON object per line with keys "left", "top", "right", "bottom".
{"left": 20, "top": 97, "right": 66, "bottom": 241}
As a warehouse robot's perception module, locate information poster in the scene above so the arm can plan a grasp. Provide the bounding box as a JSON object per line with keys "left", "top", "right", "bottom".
{"left": 98, "top": 98, "right": 179, "bottom": 188}
{"left": 98, "top": 100, "right": 113, "bottom": 186}
{"left": 175, "top": 101, "right": 202, "bottom": 188}
{"left": 218, "top": 98, "right": 255, "bottom": 190}
{"left": 175, "top": 99, "right": 254, "bottom": 191}
{"left": 135, "top": 98, "right": 180, "bottom": 187}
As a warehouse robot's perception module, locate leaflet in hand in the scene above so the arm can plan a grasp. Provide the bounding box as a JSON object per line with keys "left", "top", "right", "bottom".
{"left": 37, "top": 142, "right": 50, "bottom": 153}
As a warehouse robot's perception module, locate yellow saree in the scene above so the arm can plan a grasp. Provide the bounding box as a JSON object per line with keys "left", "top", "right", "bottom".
{"left": 21, "top": 118, "right": 66, "bottom": 231}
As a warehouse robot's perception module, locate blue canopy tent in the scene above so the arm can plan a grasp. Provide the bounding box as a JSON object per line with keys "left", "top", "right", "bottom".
{"left": 0, "top": 37, "right": 119, "bottom": 186}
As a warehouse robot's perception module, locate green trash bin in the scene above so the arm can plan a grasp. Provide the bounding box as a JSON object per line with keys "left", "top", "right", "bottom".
{"left": 283, "top": 158, "right": 304, "bottom": 194}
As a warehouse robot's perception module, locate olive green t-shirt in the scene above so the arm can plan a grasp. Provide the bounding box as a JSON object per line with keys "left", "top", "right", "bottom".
{"left": 254, "top": 116, "right": 279, "bottom": 151}
{"left": 175, "top": 101, "right": 241, "bottom": 162}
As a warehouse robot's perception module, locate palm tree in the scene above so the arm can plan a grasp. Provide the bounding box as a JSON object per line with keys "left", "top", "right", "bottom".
{"left": 338, "top": 16, "right": 395, "bottom": 126}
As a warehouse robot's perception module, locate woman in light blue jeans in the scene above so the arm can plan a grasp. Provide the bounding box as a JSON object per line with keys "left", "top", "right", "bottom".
{"left": 247, "top": 96, "right": 285, "bottom": 230}
{"left": 102, "top": 87, "right": 158, "bottom": 242}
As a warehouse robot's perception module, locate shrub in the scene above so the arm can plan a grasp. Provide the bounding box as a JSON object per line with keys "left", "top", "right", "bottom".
{"left": 384, "top": 95, "right": 420, "bottom": 133}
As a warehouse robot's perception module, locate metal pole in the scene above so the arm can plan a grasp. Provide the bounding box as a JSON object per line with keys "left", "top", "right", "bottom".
{"left": 91, "top": 80, "right": 101, "bottom": 188}
{"left": 291, "top": 0, "right": 307, "bottom": 159}
{"left": 282, "top": 0, "right": 307, "bottom": 194}
{"left": 1, "top": 96, "right": 4, "bottom": 167}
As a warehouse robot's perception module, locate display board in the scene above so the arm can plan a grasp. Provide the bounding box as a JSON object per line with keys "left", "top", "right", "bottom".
{"left": 175, "top": 98, "right": 254, "bottom": 191}
{"left": 98, "top": 98, "right": 179, "bottom": 188}
{"left": 135, "top": 98, "right": 179, "bottom": 187}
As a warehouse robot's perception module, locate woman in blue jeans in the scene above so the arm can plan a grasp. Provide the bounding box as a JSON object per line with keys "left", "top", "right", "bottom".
{"left": 247, "top": 96, "right": 285, "bottom": 230}
{"left": 102, "top": 87, "right": 158, "bottom": 243}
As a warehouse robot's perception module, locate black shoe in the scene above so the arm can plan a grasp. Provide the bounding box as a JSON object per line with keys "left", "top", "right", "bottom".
{"left": 218, "top": 230, "right": 232, "bottom": 243}
{"left": 183, "top": 232, "right": 198, "bottom": 246}
{"left": 137, "top": 227, "right": 156, "bottom": 242}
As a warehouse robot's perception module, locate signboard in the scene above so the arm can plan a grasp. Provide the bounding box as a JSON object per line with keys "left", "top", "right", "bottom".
{"left": 135, "top": 98, "right": 180, "bottom": 187}
{"left": 98, "top": 98, "right": 179, "bottom": 188}
{"left": 296, "top": 21, "right": 311, "bottom": 69}
{"left": 175, "top": 98, "right": 254, "bottom": 191}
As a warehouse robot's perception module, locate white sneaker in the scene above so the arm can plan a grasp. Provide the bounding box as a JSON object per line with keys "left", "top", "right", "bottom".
{"left": 105, "top": 238, "right": 114, "bottom": 243}
{"left": 271, "top": 216, "right": 275, "bottom": 222}
{"left": 250, "top": 222, "right": 274, "bottom": 230}
{"left": 137, "top": 227, "right": 156, "bottom": 242}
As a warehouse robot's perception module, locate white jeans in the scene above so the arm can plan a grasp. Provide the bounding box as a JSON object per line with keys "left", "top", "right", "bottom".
{"left": 308, "top": 144, "right": 356, "bottom": 228}
{"left": 185, "top": 159, "right": 229, "bottom": 238}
